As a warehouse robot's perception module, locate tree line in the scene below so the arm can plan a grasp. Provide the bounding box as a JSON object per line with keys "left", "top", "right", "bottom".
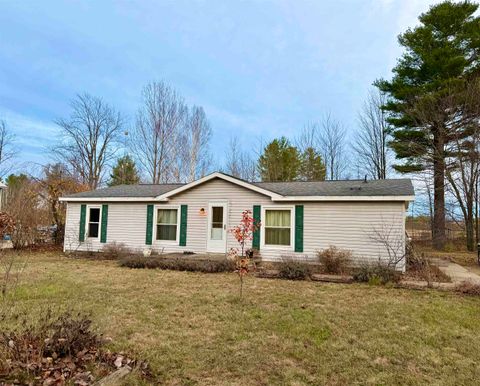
{"left": 224, "top": 94, "right": 387, "bottom": 183}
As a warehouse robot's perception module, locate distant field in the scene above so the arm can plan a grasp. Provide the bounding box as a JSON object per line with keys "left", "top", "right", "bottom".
{"left": 2, "top": 252, "right": 480, "bottom": 385}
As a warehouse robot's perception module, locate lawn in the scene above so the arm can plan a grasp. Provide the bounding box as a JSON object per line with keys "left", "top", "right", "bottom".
{"left": 2, "top": 251, "right": 480, "bottom": 385}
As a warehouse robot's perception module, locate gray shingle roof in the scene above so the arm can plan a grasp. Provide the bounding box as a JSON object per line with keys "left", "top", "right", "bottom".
{"left": 253, "top": 179, "right": 414, "bottom": 197}
{"left": 64, "top": 176, "right": 414, "bottom": 199}
{"left": 65, "top": 184, "right": 183, "bottom": 198}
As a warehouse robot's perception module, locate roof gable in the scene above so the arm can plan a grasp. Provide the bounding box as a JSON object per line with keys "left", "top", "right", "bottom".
{"left": 155, "top": 172, "right": 282, "bottom": 201}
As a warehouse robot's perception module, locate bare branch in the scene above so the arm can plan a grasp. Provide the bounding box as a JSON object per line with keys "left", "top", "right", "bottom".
{"left": 317, "top": 113, "right": 349, "bottom": 180}
{"left": 0, "top": 120, "right": 17, "bottom": 179}
{"left": 131, "top": 81, "right": 188, "bottom": 183}
{"left": 52, "top": 93, "right": 123, "bottom": 189}
{"left": 353, "top": 89, "right": 391, "bottom": 179}
{"left": 224, "top": 136, "right": 258, "bottom": 182}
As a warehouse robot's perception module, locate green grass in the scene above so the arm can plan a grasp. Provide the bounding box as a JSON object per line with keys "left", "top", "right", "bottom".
{"left": 2, "top": 251, "right": 480, "bottom": 385}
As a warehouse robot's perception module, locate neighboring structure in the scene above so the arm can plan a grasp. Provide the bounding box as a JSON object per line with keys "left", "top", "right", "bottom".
{"left": 60, "top": 172, "right": 414, "bottom": 270}
{"left": 0, "top": 181, "right": 7, "bottom": 211}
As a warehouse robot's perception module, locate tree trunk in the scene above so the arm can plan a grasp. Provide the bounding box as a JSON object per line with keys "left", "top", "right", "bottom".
{"left": 432, "top": 134, "right": 446, "bottom": 250}
{"left": 476, "top": 176, "right": 479, "bottom": 245}
{"left": 466, "top": 213, "right": 475, "bottom": 251}
{"left": 466, "top": 197, "right": 475, "bottom": 251}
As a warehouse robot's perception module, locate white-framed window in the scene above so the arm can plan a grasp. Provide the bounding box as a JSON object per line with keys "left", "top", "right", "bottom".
{"left": 155, "top": 205, "right": 180, "bottom": 243}
{"left": 261, "top": 206, "right": 294, "bottom": 249}
{"left": 87, "top": 206, "right": 101, "bottom": 239}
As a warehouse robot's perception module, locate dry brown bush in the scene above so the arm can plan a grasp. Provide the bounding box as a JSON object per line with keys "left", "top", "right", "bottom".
{"left": 406, "top": 244, "right": 451, "bottom": 284}
{"left": 101, "top": 242, "right": 131, "bottom": 260}
{"left": 352, "top": 262, "right": 401, "bottom": 285}
{"left": 277, "top": 258, "right": 312, "bottom": 280}
{"left": 317, "top": 246, "right": 351, "bottom": 274}
{"left": 5, "top": 176, "right": 48, "bottom": 249}
{"left": 120, "top": 255, "right": 236, "bottom": 273}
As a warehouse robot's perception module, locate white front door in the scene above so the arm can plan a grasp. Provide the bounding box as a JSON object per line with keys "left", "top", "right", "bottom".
{"left": 207, "top": 202, "right": 227, "bottom": 253}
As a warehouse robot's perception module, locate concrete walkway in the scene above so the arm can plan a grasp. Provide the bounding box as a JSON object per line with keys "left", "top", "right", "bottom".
{"left": 430, "top": 258, "right": 480, "bottom": 284}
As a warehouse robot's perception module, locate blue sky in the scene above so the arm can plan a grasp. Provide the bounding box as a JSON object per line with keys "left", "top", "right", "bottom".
{"left": 0, "top": 0, "right": 442, "bottom": 172}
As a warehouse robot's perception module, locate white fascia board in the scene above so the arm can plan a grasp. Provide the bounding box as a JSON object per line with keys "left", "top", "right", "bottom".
{"left": 155, "top": 172, "right": 282, "bottom": 200}
{"left": 272, "top": 195, "right": 415, "bottom": 202}
{"left": 59, "top": 197, "right": 163, "bottom": 202}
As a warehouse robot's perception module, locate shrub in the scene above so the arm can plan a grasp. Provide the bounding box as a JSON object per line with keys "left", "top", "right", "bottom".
{"left": 353, "top": 262, "right": 401, "bottom": 285}
{"left": 317, "top": 246, "right": 351, "bottom": 274}
{"left": 120, "top": 255, "right": 152, "bottom": 268}
{"left": 101, "top": 242, "right": 131, "bottom": 260}
{"left": 455, "top": 280, "right": 480, "bottom": 296}
{"left": 277, "top": 258, "right": 311, "bottom": 280}
{"left": 120, "top": 256, "right": 236, "bottom": 273}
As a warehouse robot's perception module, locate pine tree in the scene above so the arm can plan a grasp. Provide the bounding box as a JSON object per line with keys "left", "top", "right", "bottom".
{"left": 109, "top": 155, "right": 140, "bottom": 186}
{"left": 258, "top": 137, "right": 301, "bottom": 181}
{"left": 375, "top": 1, "right": 480, "bottom": 250}
{"left": 299, "top": 147, "right": 326, "bottom": 181}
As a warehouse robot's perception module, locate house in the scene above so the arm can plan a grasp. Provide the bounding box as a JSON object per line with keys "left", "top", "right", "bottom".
{"left": 60, "top": 172, "right": 415, "bottom": 270}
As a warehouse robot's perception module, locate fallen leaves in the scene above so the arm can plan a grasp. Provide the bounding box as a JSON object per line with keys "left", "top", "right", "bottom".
{"left": 0, "top": 312, "right": 150, "bottom": 385}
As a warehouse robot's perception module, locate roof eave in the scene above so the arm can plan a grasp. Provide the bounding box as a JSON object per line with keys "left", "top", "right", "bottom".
{"left": 60, "top": 195, "right": 415, "bottom": 202}
{"left": 272, "top": 195, "right": 415, "bottom": 202}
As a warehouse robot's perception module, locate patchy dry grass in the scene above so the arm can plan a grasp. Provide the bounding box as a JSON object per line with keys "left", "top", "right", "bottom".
{"left": 2, "top": 251, "right": 480, "bottom": 385}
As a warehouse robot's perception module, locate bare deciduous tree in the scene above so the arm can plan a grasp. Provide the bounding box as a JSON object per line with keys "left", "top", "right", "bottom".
{"left": 35, "top": 163, "right": 88, "bottom": 244}
{"left": 0, "top": 120, "right": 17, "bottom": 179}
{"left": 5, "top": 174, "right": 48, "bottom": 249}
{"left": 318, "top": 113, "right": 348, "bottom": 180}
{"left": 294, "top": 123, "right": 318, "bottom": 154}
{"left": 132, "top": 81, "right": 187, "bottom": 183}
{"left": 444, "top": 82, "right": 480, "bottom": 251}
{"left": 183, "top": 106, "right": 212, "bottom": 182}
{"left": 224, "top": 136, "right": 258, "bottom": 182}
{"left": 53, "top": 94, "right": 122, "bottom": 189}
{"left": 354, "top": 89, "right": 390, "bottom": 179}
{"left": 412, "top": 171, "right": 435, "bottom": 238}
{"left": 410, "top": 80, "right": 480, "bottom": 251}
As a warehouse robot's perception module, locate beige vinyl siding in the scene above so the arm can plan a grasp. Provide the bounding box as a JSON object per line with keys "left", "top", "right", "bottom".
{"left": 163, "top": 179, "right": 272, "bottom": 252}
{"left": 64, "top": 178, "right": 408, "bottom": 270}
{"left": 64, "top": 179, "right": 271, "bottom": 254}
{"left": 260, "top": 201, "right": 406, "bottom": 270}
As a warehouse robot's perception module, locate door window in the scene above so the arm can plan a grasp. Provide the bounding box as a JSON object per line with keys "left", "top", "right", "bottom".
{"left": 211, "top": 206, "right": 224, "bottom": 240}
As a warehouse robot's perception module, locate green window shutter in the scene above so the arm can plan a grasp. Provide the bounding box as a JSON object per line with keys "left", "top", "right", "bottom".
{"left": 146, "top": 204, "right": 154, "bottom": 245}
{"left": 295, "top": 205, "right": 304, "bottom": 252}
{"left": 179, "top": 205, "right": 188, "bottom": 246}
{"left": 79, "top": 204, "right": 86, "bottom": 242}
{"left": 252, "top": 205, "right": 261, "bottom": 250}
{"left": 100, "top": 204, "right": 108, "bottom": 243}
